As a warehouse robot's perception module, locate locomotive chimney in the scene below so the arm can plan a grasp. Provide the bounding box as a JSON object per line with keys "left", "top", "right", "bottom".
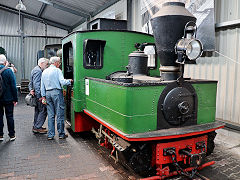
{"left": 150, "top": 2, "right": 196, "bottom": 81}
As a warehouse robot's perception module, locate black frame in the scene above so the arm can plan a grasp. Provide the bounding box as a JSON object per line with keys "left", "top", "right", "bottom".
{"left": 63, "top": 41, "right": 74, "bottom": 79}
{"left": 157, "top": 80, "right": 198, "bottom": 130}
{"left": 83, "top": 39, "right": 106, "bottom": 69}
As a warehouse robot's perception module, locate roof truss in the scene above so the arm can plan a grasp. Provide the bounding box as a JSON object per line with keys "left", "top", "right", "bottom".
{"left": 38, "top": 3, "right": 47, "bottom": 17}
{"left": 0, "top": 4, "right": 71, "bottom": 31}
{"left": 36, "top": 0, "right": 90, "bottom": 18}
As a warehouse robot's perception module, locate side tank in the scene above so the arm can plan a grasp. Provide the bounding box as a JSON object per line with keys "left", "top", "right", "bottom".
{"left": 151, "top": 2, "right": 196, "bottom": 81}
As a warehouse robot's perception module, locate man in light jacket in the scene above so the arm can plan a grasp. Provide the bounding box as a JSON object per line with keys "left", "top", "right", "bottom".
{"left": 29, "top": 58, "right": 49, "bottom": 134}
{"left": 41, "top": 56, "right": 72, "bottom": 140}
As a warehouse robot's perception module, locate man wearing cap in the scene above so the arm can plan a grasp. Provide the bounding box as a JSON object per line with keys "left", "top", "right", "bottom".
{"left": 0, "top": 54, "right": 18, "bottom": 141}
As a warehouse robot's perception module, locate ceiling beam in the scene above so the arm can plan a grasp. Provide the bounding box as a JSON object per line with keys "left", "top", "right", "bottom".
{"left": 38, "top": 3, "right": 47, "bottom": 17}
{"left": 215, "top": 19, "right": 240, "bottom": 29}
{"left": 36, "top": 0, "right": 90, "bottom": 18}
{"left": 71, "top": 0, "right": 121, "bottom": 30}
{"left": 0, "top": 4, "right": 71, "bottom": 31}
{"left": 91, "top": 0, "right": 121, "bottom": 17}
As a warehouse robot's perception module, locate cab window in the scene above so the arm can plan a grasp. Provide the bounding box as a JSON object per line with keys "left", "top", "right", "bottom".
{"left": 83, "top": 39, "right": 106, "bottom": 69}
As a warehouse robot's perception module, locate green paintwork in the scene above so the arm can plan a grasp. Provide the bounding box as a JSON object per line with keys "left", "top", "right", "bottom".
{"left": 193, "top": 83, "right": 217, "bottom": 124}
{"left": 62, "top": 31, "right": 158, "bottom": 131}
{"left": 86, "top": 80, "right": 165, "bottom": 134}
{"left": 86, "top": 80, "right": 217, "bottom": 134}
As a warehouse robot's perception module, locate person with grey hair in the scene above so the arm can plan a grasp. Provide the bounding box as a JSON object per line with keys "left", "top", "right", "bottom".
{"left": 5, "top": 61, "right": 17, "bottom": 73}
{"left": 0, "top": 54, "right": 18, "bottom": 141}
{"left": 41, "top": 56, "right": 72, "bottom": 140}
{"left": 29, "top": 57, "right": 49, "bottom": 134}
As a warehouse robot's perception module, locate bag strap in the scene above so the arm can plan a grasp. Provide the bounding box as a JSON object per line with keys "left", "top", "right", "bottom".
{"left": 29, "top": 69, "right": 34, "bottom": 90}
{"left": 0, "top": 66, "right": 7, "bottom": 74}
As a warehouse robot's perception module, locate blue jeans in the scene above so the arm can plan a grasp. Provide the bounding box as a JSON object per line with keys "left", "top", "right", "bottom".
{"left": 46, "top": 89, "right": 65, "bottom": 138}
{"left": 0, "top": 101, "right": 15, "bottom": 137}
{"left": 33, "top": 100, "right": 47, "bottom": 129}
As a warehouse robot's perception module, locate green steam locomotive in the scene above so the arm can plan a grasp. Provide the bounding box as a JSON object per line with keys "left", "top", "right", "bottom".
{"left": 62, "top": 2, "right": 224, "bottom": 179}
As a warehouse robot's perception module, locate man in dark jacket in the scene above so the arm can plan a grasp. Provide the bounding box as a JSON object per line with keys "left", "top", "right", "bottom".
{"left": 29, "top": 58, "right": 49, "bottom": 134}
{"left": 0, "top": 54, "right": 18, "bottom": 141}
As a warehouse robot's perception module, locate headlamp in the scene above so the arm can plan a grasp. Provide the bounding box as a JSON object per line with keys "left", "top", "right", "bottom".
{"left": 175, "top": 22, "right": 203, "bottom": 64}
{"left": 176, "top": 38, "right": 203, "bottom": 61}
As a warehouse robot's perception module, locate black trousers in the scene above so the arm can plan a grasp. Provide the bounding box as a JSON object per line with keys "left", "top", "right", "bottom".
{"left": 0, "top": 101, "right": 15, "bottom": 137}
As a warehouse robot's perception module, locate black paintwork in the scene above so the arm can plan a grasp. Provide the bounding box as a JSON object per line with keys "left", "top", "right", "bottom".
{"left": 106, "top": 71, "right": 133, "bottom": 83}
{"left": 161, "top": 72, "right": 181, "bottom": 81}
{"left": 128, "top": 51, "right": 149, "bottom": 75}
{"left": 157, "top": 80, "right": 198, "bottom": 129}
{"left": 89, "top": 18, "right": 127, "bottom": 30}
{"left": 126, "top": 122, "right": 224, "bottom": 139}
{"left": 151, "top": 2, "right": 196, "bottom": 67}
{"left": 86, "top": 77, "right": 217, "bottom": 87}
{"left": 150, "top": 2, "right": 196, "bottom": 81}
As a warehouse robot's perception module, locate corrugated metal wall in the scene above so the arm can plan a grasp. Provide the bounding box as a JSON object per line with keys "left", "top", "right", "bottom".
{"left": 185, "top": 0, "right": 240, "bottom": 125}
{"left": 0, "top": 10, "right": 19, "bottom": 35}
{"left": 0, "top": 9, "right": 68, "bottom": 36}
{"left": 0, "top": 9, "right": 66, "bottom": 84}
{"left": 24, "top": 37, "right": 61, "bottom": 83}
{"left": 0, "top": 36, "right": 21, "bottom": 82}
{"left": 0, "top": 36, "right": 61, "bottom": 83}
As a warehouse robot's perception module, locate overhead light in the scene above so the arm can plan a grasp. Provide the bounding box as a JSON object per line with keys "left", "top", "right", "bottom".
{"left": 16, "top": 0, "right": 26, "bottom": 34}
{"left": 16, "top": 0, "right": 26, "bottom": 11}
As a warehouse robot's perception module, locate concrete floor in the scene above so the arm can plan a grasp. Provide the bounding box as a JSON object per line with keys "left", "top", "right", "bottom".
{"left": 203, "top": 128, "right": 240, "bottom": 179}
{"left": 0, "top": 94, "right": 240, "bottom": 180}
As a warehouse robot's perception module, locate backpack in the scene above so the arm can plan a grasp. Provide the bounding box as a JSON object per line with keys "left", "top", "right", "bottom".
{"left": 0, "top": 66, "right": 7, "bottom": 97}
